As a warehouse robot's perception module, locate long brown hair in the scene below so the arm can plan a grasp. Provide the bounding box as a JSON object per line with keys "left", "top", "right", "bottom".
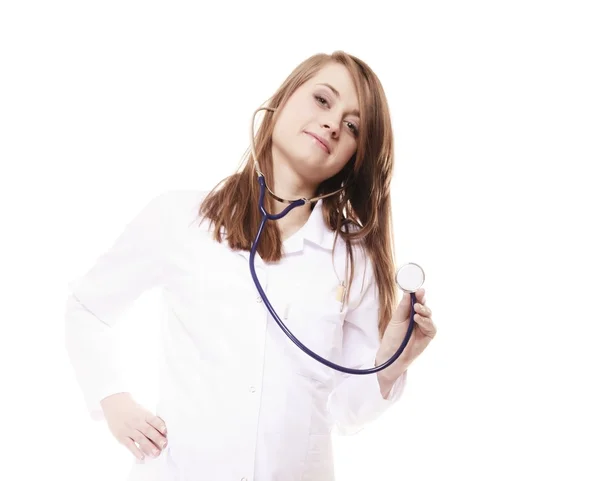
{"left": 199, "top": 50, "right": 397, "bottom": 338}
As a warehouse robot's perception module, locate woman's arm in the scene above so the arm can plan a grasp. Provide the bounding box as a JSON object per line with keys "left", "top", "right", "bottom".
{"left": 64, "top": 190, "right": 177, "bottom": 421}
{"left": 326, "top": 256, "right": 408, "bottom": 436}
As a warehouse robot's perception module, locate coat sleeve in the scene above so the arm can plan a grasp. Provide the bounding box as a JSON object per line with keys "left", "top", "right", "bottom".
{"left": 64, "top": 190, "right": 178, "bottom": 421}
{"left": 327, "top": 254, "right": 408, "bottom": 436}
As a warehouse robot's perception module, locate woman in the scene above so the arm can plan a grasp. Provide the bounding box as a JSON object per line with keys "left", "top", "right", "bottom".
{"left": 65, "top": 50, "right": 436, "bottom": 481}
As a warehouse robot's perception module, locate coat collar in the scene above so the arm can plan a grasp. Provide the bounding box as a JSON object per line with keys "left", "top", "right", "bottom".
{"left": 282, "top": 200, "right": 336, "bottom": 254}
{"left": 207, "top": 199, "right": 337, "bottom": 260}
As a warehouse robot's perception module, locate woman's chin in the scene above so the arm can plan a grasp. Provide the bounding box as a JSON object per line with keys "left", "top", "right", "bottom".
{"left": 298, "top": 167, "right": 331, "bottom": 189}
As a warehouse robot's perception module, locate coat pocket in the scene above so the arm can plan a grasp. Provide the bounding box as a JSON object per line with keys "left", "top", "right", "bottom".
{"left": 301, "top": 433, "right": 335, "bottom": 481}
{"left": 283, "top": 283, "right": 346, "bottom": 384}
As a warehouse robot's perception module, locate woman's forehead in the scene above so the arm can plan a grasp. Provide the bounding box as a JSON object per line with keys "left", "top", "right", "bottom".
{"left": 306, "top": 64, "right": 360, "bottom": 113}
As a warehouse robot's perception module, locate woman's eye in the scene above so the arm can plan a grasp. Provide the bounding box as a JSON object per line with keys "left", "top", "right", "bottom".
{"left": 347, "top": 122, "right": 359, "bottom": 135}
{"left": 314, "top": 94, "right": 329, "bottom": 106}
{"left": 315, "top": 94, "right": 359, "bottom": 135}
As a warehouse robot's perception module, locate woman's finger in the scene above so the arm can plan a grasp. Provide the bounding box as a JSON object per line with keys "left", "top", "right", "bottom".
{"left": 140, "top": 418, "right": 168, "bottom": 452}
{"left": 414, "top": 303, "right": 431, "bottom": 317}
{"left": 413, "top": 302, "right": 436, "bottom": 336}
{"left": 147, "top": 415, "right": 168, "bottom": 436}
{"left": 414, "top": 313, "right": 437, "bottom": 338}
{"left": 123, "top": 437, "right": 145, "bottom": 461}
{"left": 132, "top": 430, "right": 161, "bottom": 458}
{"left": 414, "top": 288, "right": 426, "bottom": 304}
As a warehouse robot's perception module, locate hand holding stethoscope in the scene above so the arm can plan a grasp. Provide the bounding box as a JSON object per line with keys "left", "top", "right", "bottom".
{"left": 377, "top": 279, "right": 437, "bottom": 381}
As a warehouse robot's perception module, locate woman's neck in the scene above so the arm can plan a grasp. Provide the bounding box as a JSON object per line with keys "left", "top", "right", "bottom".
{"left": 270, "top": 162, "right": 316, "bottom": 241}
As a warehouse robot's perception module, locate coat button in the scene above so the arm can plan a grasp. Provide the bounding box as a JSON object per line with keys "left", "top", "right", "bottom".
{"left": 256, "top": 296, "right": 262, "bottom": 303}
{"left": 249, "top": 386, "right": 256, "bottom": 393}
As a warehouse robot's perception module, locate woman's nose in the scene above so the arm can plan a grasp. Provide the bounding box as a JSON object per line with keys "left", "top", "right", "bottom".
{"left": 321, "top": 121, "right": 339, "bottom": 138}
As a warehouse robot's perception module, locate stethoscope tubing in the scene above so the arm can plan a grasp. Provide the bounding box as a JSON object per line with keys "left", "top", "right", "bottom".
{"left": 249, "top": 175, "right": 415, "bottom": 375}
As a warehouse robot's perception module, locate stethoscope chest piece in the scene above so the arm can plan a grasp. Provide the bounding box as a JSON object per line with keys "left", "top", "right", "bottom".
{"left": 395, "top": 262, "right": 425, "bottom": 293}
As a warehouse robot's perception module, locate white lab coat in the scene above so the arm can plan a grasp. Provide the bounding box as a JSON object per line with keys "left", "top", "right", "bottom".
{"left": 64, "top": 189, "right": 407, "bottom": 481}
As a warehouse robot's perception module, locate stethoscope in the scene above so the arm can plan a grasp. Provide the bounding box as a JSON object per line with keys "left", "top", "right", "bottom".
{"left": 248, "top": 106, "right": 426, "bottom": 375}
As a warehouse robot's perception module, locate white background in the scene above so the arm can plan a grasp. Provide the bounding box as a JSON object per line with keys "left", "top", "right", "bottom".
{"left": 1, "top": 1, "right": 599, "bottom": 479}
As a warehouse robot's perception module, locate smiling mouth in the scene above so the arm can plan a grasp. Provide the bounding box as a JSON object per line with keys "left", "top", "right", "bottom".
{"left": 305, "top": 132, "right": 330, "bottom": 154}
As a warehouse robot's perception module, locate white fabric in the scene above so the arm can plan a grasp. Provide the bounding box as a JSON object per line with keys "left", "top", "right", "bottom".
{"left": 64, "top": 189, "right": 407, "bottom": 481}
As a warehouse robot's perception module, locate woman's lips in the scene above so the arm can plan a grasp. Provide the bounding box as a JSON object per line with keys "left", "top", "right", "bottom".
{"left": 304, "top": 131, "right": 331, "bottom": 154}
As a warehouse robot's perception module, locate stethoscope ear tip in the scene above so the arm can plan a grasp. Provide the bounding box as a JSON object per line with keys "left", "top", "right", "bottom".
{"left": 395, "top": 262, "right": 425, "bottom": 293}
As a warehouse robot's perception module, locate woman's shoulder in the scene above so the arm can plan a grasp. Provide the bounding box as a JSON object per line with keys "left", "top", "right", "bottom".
{"left": 150, "top": 188, "right": 209, "bottom": 217}
{"left": 153, "top": 188, "right": 208, "bottom": 208}
{"left": 137, "top": 189, "right": 211, "bottom": 238}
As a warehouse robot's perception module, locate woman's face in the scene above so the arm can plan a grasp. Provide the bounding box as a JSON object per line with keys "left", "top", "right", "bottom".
{"left": 271, "top": 62, "right": 361, "bottom": 188}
